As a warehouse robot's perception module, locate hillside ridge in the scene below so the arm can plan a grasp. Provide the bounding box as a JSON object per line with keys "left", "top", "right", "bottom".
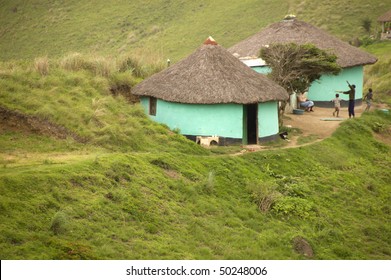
{"left": 1, "top": 0, "right": 390, "bottom": 61}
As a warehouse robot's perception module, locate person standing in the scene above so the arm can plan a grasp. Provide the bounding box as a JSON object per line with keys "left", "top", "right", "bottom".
{"left": 331, "top": 93, "right": 341, "bottom": 117}
{"left": 363, "top": 88, "right": 373, "bottom": 112}
{"left": 337, "top": 81, "right": 356, "bottom": 118}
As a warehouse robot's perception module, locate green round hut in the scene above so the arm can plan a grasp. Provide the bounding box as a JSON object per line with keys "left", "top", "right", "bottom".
{"left": 132, "top": 37, "right": 288, "bottom": 145}
{"left": 228, "top": 17, "right": 377, "bottom": 107}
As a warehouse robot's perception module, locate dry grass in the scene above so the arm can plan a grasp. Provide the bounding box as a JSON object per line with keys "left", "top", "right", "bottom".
{"left": 34, "top": 56, "right": 49, "bottom": 76}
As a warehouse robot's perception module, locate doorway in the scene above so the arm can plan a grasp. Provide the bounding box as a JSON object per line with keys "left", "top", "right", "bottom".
{"left": 243, "top": 104, "right": 258, "bottom": 145}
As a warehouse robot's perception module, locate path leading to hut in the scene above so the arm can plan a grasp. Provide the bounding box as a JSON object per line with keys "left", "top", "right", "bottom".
{"left": 238, "top": 105, "right": 365, "bottom": 154}
{"left": 283, "top": 105, "right": 364, "bottom": 147}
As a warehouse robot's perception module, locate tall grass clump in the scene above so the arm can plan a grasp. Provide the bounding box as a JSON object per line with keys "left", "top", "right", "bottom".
{"left": 50, "top": 211, "right": 69, "bottom": 235}
{"left": 34, "top": 56, "right": 49, "bottom": 76}
{"left": 60, "top": 53, "right": 114, "bottom": 77}
{"left": 60, "top": 53, "right": 87, "bottom": 72}
{"left": 249, "top": 181, "right": 281, "bottom": 212}
{"left": 118, "top": 49, "right": 166, "bottom": 78}
{"left": 90, "top": 56, "right": 115, "bottom": 77}
{"left": 118, "top": 54, "right": 143, "bottom": 77}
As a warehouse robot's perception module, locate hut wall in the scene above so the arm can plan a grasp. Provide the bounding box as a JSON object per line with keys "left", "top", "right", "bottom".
{"left": 140, "top": 98, "right": 244, "bottom": 138}
{"left": 258, "top": 101, "right": 279, "bottom": 138}
{"left": 252, "top": 66, "right": 272, "bottom": 75}
{"left": 251, "top": 65, "right": 363, "bottom": 107}
{"left": 307, "top": 66, "right": 363, "bottom": 107}
{"left": 140, "top": 98, "right": 281, "bottom": 142}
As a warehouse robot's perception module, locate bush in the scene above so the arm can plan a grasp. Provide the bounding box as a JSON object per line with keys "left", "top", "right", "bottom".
{"left": 50, "top": 211, "right": 69, "bottom": 235}
{"left": 272, "top": 196, "right": 314, "bottom": 218}
{"left": 250, "top": 182, "right": 281, "bottom": 212}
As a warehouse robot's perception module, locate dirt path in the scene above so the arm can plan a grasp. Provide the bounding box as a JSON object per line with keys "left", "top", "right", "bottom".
{"left": 282, "top": 105, "right": 364, "bottom": 147}
{"left": 237, "top": 105, "right": 365, "bottom": 154}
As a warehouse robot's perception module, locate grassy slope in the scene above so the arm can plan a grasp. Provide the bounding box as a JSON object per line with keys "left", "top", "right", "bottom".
{"left": 1, "top": 0, "right": 391, "bottom": 260}
{"left": 1, "top": 112, "right": 391, "bottom": 259}
{"left": 1, "top": 0, "right": 391, "bottom": 62}
{"left": 363, "top": 41, "right": 391, "bottom": 102}
{"left": 0, "top": 58, "right": 391, "bottom": 259}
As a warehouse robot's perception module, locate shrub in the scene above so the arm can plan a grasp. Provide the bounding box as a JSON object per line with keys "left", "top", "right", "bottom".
{"left": 250, "top": 182, "right": 281, "bottom": 212}
{"left": 276, "top": 178, "right": 310, "bottom": 198}
{"left": 272, "top": 196, "right": 314, "bottom": 218}
{"left": 50, "top": 211, "right": 69, "bottom": 235}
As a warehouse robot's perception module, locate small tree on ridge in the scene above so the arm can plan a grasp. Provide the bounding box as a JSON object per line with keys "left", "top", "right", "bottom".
{"left": 259, "top": 43, "right": 341, "bottom": 126}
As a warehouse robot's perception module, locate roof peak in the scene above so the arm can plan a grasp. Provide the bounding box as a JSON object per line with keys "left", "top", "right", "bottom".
{"left": 203, "top": 36, "right": 218, "bottom": 45}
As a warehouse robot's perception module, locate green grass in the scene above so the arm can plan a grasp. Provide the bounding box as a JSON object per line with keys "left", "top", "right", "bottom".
{"left": 1, "top": 0, "right": 391, "bottom": 260}
{"left": 1, "top": 0, "right": 390, "bottom": 62}
{"left": 1, "top": 58, "right": 391, "bottom": 259}
{"left": 363, "top": 41, "right": 391, "bottom": 103}
{"left": 0, "top": 56, "right": 205, "bottom": 154}
{"left": 1, "top": 113, "right": 390, "bottom": 259}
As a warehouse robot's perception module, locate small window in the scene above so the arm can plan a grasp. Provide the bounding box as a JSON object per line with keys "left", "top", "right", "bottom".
{"left": 149, "top": 97, "right": 157, "bottom": 116}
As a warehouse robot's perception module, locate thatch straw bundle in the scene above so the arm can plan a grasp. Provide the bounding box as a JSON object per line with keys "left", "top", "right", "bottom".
{"left": 132, "top": 38, "right": 288, "bottom": 104}
{"left": 228, "top": 19, "right": 377, "bottom": 68}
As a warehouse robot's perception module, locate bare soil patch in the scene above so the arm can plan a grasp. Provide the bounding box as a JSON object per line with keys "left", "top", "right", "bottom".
{"left": 0, "top": 106, "right": 87, "bottom": 142}
{"left": 238, "top": 105, "right": 365, "bottom": 154}
{"left": 282, "top": 105, "right": 364, "bottom": 147}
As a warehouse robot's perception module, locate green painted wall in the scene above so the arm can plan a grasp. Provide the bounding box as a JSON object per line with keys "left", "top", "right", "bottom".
{"left": 252, "top": 65, "right": 364, "bottom": 102}
{"left": 258, "top": 102, "right": 279, "bottom": 138}
{"left": 252, "top": 66, "right": 272, "bottom": 75}
{"left": 140, "top": 98, "right": 243, "bottom": 138}
{"left": 307, "top": 66, "right": 363, "bottom": 101}
{"left": 140, "top": 98, "right": 280, "bottom": 140}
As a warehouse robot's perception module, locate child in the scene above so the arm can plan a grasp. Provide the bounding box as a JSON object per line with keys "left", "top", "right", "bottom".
{"left": 363, "top": 88, "right": 373, "bottom": 112}
{"left": 331, "top": 93, "right": 341, "bottom": 117}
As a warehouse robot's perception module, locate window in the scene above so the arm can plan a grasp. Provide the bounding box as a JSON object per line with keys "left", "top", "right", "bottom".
{"left": 149, "top": 97, "right": 157, "bottom": 116}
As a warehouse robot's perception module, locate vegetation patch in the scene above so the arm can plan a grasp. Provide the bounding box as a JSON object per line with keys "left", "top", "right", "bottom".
{"left": 0, "top": 2, "right": 391, "bottom": 260}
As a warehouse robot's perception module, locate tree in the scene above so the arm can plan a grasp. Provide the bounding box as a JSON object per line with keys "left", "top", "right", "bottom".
{"left": 361, "top": 18, "right": 371, "bottom": 34}
{"left": 259, "top": 43, "right": 341, "bottom": 126}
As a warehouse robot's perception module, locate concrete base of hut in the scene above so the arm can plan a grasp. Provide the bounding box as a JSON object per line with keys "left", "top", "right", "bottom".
{"left": 185, "top": 134, "right": 279, "bottom": 146}
{"left": 313, "top": 99, "right": 362, "bottom": 108}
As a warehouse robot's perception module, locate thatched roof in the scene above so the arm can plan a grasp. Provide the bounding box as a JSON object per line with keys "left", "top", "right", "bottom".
{"left": 378, "top": 10, "right": 391, "bottom": 22}
{"left": 132, "top": 37, "right": 288, "bottom": 104}
{"left": 228, "top": 18, "right": 377, "bottom": 68}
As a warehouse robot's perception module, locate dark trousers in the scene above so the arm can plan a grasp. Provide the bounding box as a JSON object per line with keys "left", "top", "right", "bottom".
{"left": 348, "top": 100, "right": 355, "bottom": 118}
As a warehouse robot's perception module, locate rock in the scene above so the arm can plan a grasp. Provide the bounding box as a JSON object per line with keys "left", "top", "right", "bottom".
{"left": 292, "top": 236, "right": 314, "bottom": 258}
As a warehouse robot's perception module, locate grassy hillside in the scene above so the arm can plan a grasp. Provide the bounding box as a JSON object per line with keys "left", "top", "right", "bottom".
{"left": 1, "top": 56, "right": 391, "bottom": 259}
{"left": 363, "top": 41, "right": 391, "bottom": 103}
{"left": 1, "top": 0, "right": 390, "bottom": 62}
{"left": 1, "top": 112, "right": 391, "bottom": 259}
{"left": 1, "top": 0, "right": 391, "bottom": 260}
